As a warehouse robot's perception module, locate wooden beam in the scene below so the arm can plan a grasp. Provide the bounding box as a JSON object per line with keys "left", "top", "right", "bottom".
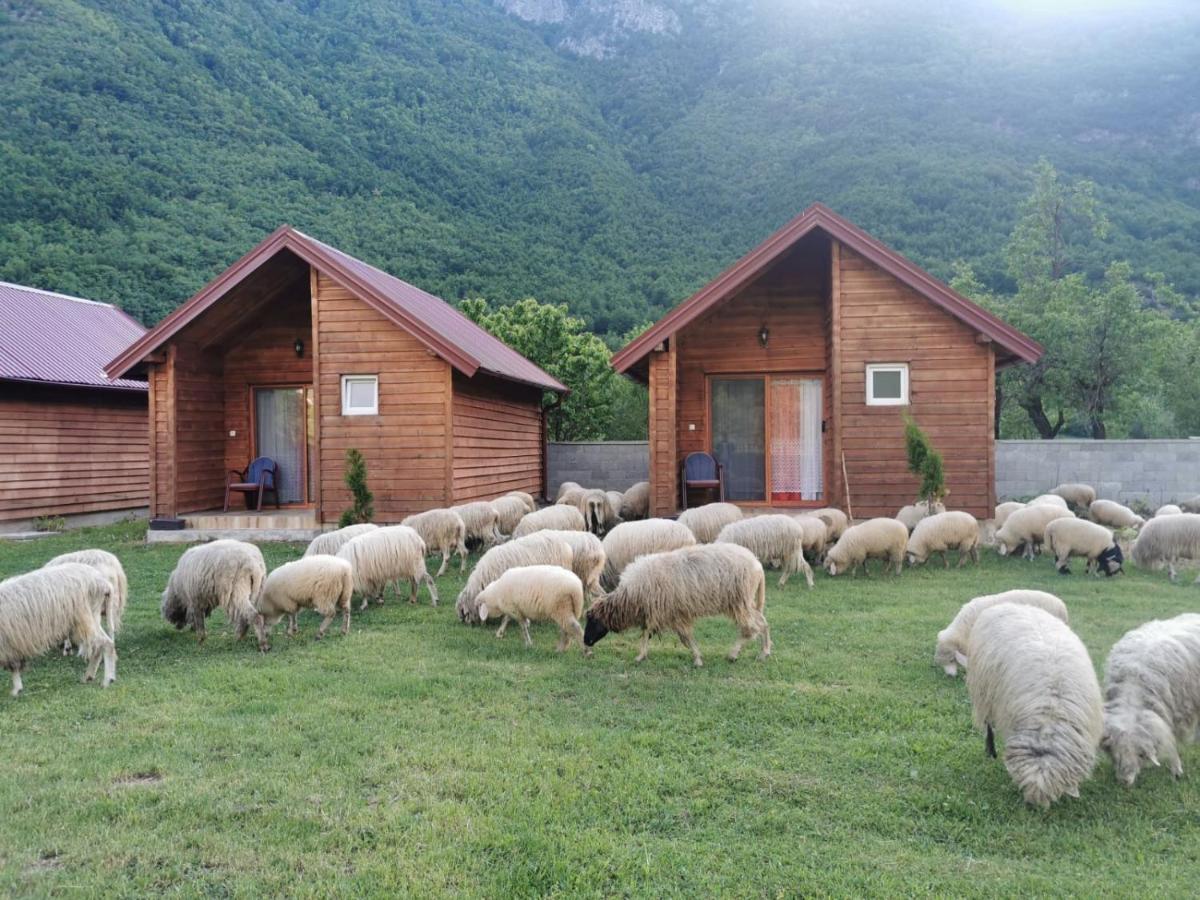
{"left": 309, "top": 265, "right": 323, "bottom": 523}
{"left": 444, "top": 365, "right": 455, "bottom": 505}
{"left": 830, "top": 240, "right": 844, "bottom": 512}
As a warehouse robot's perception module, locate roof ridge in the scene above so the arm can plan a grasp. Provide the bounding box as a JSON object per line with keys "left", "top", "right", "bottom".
{"left": 0, "top": 280, "right": 116, "bottom": 308}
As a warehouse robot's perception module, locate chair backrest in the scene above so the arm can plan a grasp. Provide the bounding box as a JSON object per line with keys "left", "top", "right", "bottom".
{"left": 683, "top": 452, "right": 719, "bottom": 482}
{"left": 247, "top": 456, "right": 276, "bottom": 488}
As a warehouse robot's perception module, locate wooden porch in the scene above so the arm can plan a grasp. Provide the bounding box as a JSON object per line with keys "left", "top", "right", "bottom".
{"left": 146, "top": 507, "right": 324, "bottom": 544}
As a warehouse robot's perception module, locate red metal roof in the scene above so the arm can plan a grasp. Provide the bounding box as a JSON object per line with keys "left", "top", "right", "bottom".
{"left": 106, "top": 227, "right": 567, "bottom": 393}
{"left": 0, "top": 281, "right": 147, "bottom": 392}
{"left": 611, "top": 203, "right": 1043, "bottom": 372}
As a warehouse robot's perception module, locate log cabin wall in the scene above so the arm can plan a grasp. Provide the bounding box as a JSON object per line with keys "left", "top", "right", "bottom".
{"left": 0, "top": 384, "right": 148, "bottom": 524}
{"left": 836, "top": 244, "right": 993, "bottom": 518}
{"left": 450, "top": 373, "right": 543, "bottom": 504}
{"left": 647, "top": 341, "right": 677, "bottom": 516}
{"left": 171, "top": 340, "right": 226, "bottom": 515}
{"left": 148, "top": 360, "right": 173, "bottom": 517}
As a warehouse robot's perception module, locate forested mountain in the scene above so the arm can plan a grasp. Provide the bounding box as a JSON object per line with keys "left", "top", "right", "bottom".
{"left": 2, "top": 0, "right": 1198, "bottom": 339}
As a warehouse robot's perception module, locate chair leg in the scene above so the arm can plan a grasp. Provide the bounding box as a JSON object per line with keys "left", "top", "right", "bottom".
{"left": 223, "top": 484, "right": 231, "bottom": 512}
{"left": 680, "top": 473, "right": 687, "bottom": 511}
{"left": 255, "top": 484, "right": 264, "bottom": 512}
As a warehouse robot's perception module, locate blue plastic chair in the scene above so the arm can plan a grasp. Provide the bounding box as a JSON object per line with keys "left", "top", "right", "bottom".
{"left": 224, "top": 456, "right": 280, "bottom": 511}
{"left": 680, "top": 452, "right": 724, "bottom": 510}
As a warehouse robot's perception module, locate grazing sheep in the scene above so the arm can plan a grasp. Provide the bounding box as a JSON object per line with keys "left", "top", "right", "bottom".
{"left": 537, "top": 530, "right": 606, "bottom": 600}
{"left": 1030, "top": 494, "right": 1069, "bottom": 509}
{"left": 584, "top": 543, "right": 770, "bottom": 667}
{"left": 994, "top": 501, "right": 1025, "bottom": 529}
{"left": 304, "top": 523, "right": 379, "bottom": 558}
{"left": 1130, "top": 513, "right": 1200, "bottom": 582}
{"left": 504, "top": 491, "right": 537, "bottom": 513}
{"left": 1089, "top": 499, "right": 1145, "bottom": 530}
{"left": 1156, "top": 504, "right": 1183, "bottom": 517}
{"left": 456, "top": 533, "right": 575, "bottom": 624}
{"left": 966, "top": 604, "right": 1102, "bottom": 808}
{"left": 0, "top": 564, "right": 117, "bottom": 696}
{"left": 600, "top": 519, "right": 698, "bottom": 590}
{"left": 1180, "top": 496, "right": 1200, "bottom": 514}
{"left": 792, "top": 515, "right": 828, "bottom": 563}
{"left": 161, "top": 539, "right": 266, "bottom": 643}
{"left": 511, "top": 504, "right": 587, "bottom": 539}
{"left": 1101, "top": 614, "right": 1200, "bottom": 786}
{"left": 491, "top": 495, "right": 531, "bottom": 537}
{"left": 906, "top": 511, "right": 980, "bottom": 568}
{"left": 253, "top": 555, "right": 354, "bottom": 651}
{"left": 555, "top": 481, "right": 582, "bottom": 503}
{"left": 337, "top": 525, "right": 438, "bottom": 610}
{"left": 477, "top": 565, "right": 589, "bottom": 656}
{"left": 994, "top": 505, "right": 1074, "bottom": 560}
{"left": 556, "top": 487, "right": 586, "bottom": 509}
{"left": 43, "top": 548, "right": 127, "bottom": 639}
{"left": 401, "top": 508, "right": 468, "bottom": 577}
{"left": 1044, "top": 518, "right": 1123, "bottom": 576}
{"left": 678, "top": 502, "right": 744, "bottom": 544}
{"left": 716, "top": 515, "right": 813, "bottom": 588}
{"left": 934, "top": 590, "right": 1069, "bottom": 677}
{"left": 604, "top": 491, "right": 625, "bottom": 530}
{"left": 822, "top": 518, "right": 908, "bottom": 577}
{"left": 896, "top": 499, "right": 946, "bottom": 533}
{"left": 619, "top": 482, "right": 650, "bottom": 521}
{"left": 811, "top": 508, "right": 849, "bottom": 542}
{"left": 1051, "top": 483, "right": 1097, "bottom": 511}
{"left": 452, "top": 501, "right": 503, "bottom": 549}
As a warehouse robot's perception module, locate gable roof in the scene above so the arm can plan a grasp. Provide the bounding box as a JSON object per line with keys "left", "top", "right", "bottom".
{"left": 105, "top": 227, "right": 567, "bottom": 393}
{"left": 611, "top": 203, "right": 1042, "bottom": 372}
{"left": 0, "top": 281, "right": 147, "bottom": 392}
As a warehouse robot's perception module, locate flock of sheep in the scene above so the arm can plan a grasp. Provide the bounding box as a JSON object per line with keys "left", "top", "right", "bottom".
{"left": 1, "top": 477, "right": 1199, "bottom": 810}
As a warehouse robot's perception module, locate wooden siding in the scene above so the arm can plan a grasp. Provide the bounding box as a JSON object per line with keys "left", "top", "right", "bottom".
{"left": 837, "top": 245, "right": 993, "bottom": 518}
{"left": 149, "top": 359, "right": 172, "bottom": 518}
{"left": 172, "top": 341, "right": 226, "bottom": 515}
{"left": 0, "top": 384, "right": 148, "bottom": 523}
{"left": 451, "top": 373, "right": 543, "bottom": 503}
{"left": 647, "top": 341, "right": 677, "bottom": 516}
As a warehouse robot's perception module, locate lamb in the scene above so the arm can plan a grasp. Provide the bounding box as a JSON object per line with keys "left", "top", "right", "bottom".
{"left": 1051, "top": 483, "right": 1097, "bottom": 511}
{"left": 619, "top": 481, "right": 650, "bottom": 521}
{"left": 811, "top": 507, "right": 849, "bottom": 542}
{"left": 584, "top": 543, "right": 770, "bottom": 667}
{"left": 451, "top": 501, "right": 503, "bottom": 549}
{"left": 1089, "top": 499, "right": 1145, "bottom": 530}
{"left": 490, "top": 495, "right": 530, "bottom": 537}
{"left": 678, "top": 502, "right": 743, "bottom": 544}
{"left": 1043, "top": 517, "right": 1123, "bottom": 576}
{"left": 896, "top": 499, "right": 946, "bottom": 533}
{"left": 994, "top": 501, "right": 1025, "bottom": 529}
{"left": 600, "top": 518, "right": 697, "bottom": 590}
{"left": 993, "top": 504, "right": 1074, "bottom": 560}
{"left": 537, "top": 530, "right": 606, "bottom": 599}
{"left": 966, "top": 604, "right": 1102, "bottom": 808}
{"left": 43, "top": 548, "right": 127, "bottom": 639}
{"left": 477, "top": 565, "right": 589, "bottom": 656}
{"left": 1155, "top": 504, "right": 1183, "bottom": 517}
{"left": 511, "top": 504, "right": 587, "bottom": 539}
{"left": 336, "top": 525, "right": 438, "bottom": 610}
{"left": 1101, "top": 613, "right": 1200, "bottom": 786}
{"left": 253, "top": 555, "right": 354, "bottom": 651}
{"left": 304, "top": 523, "right": 379, "bottom": 558}
{"left": 905, "top": 511, "right": 980, "bottom": 568}
{"left": 455, "top": 533, "right": 575, "bottom": 624}
{"left": 401, "top": 508, "right": 468, "bottom": 576}
{"left": 792, "top": 515, "right": 828, "bottom": 563}
{"left": 555, "top": 481, "right": 582, "bottom": 503}
{"left": 1130, "top": 513, "right": 1200, "bottom": 582}
{"left": 504, "top": 491, "right": 537, "bottom": 514}
{"left": 934, "top": 589, "right": 1069, "bottom": 677}
{"left": 0, "top": 564, "right": 117, "bottom": 696}
{"left": 716, "top": 515, "right": 813, "bottom": 588}
{"left": 160, "top": 539, "right": 266, "bottom": 643}
{"left": 822, "top": 517, "right": 908, "bottom": 577}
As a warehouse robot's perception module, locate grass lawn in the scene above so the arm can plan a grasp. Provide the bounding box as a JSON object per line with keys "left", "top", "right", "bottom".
{"left": 0, "top": 520, "right": 1197, "bottom": 896}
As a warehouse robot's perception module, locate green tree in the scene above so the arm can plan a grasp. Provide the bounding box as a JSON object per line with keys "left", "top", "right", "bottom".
{"left": 903, "top": 414, "right": 946, "bottom": 504}
{"left": 339, "top": 449, "right": 374, "bottom": 528}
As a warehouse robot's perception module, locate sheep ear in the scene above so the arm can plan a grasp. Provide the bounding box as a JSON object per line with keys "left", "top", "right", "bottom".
{"left": 1149, "top": 752, "right": 1161, "bottom": 767}
{"left": 478, "top": 603, "right": 489, "bottom": 622}
{"left": 1066, "top": 786, "right": 1080, "bottom": 799}
{"left": 954, "top": 650, "right": 968, "bottom": 668}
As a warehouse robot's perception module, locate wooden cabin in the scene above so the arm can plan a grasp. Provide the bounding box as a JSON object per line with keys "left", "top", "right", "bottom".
{"left": 105, "top": 227, "right": 566, "bottom": 527}
{"left": 0, "top": 282, "right": 148, "bottom": 531}
{"left": 611, "top": 204, "right": 1042, "bottom": 520}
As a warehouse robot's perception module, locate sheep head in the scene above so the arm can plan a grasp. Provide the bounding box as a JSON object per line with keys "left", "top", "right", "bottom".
{"left": 1098, "top": 543, "right": 1124, "bottom": 576}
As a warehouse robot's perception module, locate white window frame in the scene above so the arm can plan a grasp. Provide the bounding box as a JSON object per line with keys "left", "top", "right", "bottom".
{"left": 341, "top": 375, "right": 379, "bottom": 416}
{"left": 865, "top": 363, "right": 909, "bottom": 406}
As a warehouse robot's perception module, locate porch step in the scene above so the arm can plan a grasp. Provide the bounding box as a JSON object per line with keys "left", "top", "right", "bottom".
{"left": 147, "top": 526, "right": 325, "bottom": 544}
{"left": 186, "top": 511, "right": 319, "bottom": 530}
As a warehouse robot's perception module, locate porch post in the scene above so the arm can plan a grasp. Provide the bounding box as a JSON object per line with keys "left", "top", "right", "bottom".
{"left": 309, "top": 266, "right": 323, "bottom": 523}
{"left": 648, "top": 337, "right": 678, "bottom": 516}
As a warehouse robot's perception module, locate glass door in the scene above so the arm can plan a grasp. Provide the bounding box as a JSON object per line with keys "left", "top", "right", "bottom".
{"left": 711, "top": 378, "right": 766, "bottom": 501}
{"left": 253, "top": 387, "right": 308, "bottom": 505}
{"left": 770, "top": 378, "right": 823, "bottom": 502}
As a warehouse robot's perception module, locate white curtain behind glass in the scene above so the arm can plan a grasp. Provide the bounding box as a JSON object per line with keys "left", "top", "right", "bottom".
{"left": 770, "top": 378, "right": 823, "bottom": 502}
{"left": 255, "top": 388, "right": 304, "bottom": 503}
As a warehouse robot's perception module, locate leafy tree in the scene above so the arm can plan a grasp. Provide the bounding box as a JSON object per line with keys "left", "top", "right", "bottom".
{"left": 903, "top": 415, "right": 946, "bottom": 504}
{"left": 339, "top": 449, "right": 374, "bottom": 528}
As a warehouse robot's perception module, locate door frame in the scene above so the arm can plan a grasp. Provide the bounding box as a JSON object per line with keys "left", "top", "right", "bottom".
{"left": 248, "top": 383, "right": 315, "bottom": 507}
{"left": 705, "top": 371, "right": 828, "bottom": 508}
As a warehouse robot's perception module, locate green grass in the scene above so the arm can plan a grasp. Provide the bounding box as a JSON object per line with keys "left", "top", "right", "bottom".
{"left": 0, "top": 521, "right": 1197, "bottom": 896}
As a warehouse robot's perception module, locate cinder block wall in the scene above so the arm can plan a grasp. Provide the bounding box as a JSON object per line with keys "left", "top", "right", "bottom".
{"left": 547, "top": 442, "right": 649, "bottom": 499}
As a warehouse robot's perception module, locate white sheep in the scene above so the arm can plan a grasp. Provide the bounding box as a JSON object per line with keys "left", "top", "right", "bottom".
{"left": 451, "top": 501, "right": 503, "bottom": 548}
{"left": 1101, "top": 613, "right": 1200, "bottom": 786}
{"left": 600, "top": 518, "right": 698, "bottom": 590}
{"left": 994, "top": 501, "right": 1025, "bottom": 529}
{"left": 619, "top": 482, "right": 650, "bottom": 521}
{"left": 1089, "top": 499, "right": 1145, "bottom": 530}
{"left": 966, "top": 604, "right": 1102, "bottom": 808}
{"left": 504, "top": 491, "right": 537, "bottom": 513}
{"left": 993, "top": 505, "right": 1074, "bottom": 560}
{"left": 678, "top": 502, "right": 744, "bottom": 544}
{"left": 1155, "top": 504, "right": 1183, "bottom": 517}
{"left": 905, "top": 511, "right": 980, "bottom": 568}
{"left": 0, "top": 564, "right": 117, "bottom": 696}
{"left": 161, "top": 539, "right": 266, "bottom": 643}
{"left": 555, "top": 481, "right": 582, "bottom": 503}
{"left": 1180, "top": 496, "right": 1200, "bottom": 514}
{"left": 604, "top": 491, "right": 625, "bottom": 530}
{"left": 401, "top": 508, "right": 468, "bottom": 577}
{"left": 896, "top": 499, "right": 946, "bottom": 533}
{"left": 455, "top": 533, "right": 575, "bottom": 624}
{"left": 792, "top": 515, "right": 828, "bottom": 563}
{"left": 537, "top": 530, "right": 606, "bottom": 600}
{"left": 253, "top": 555, "right": 354, "bottom": 651}
{"left": 304, "top": 523, "right": 379, "bottom": 558}
{"left": 811, "top": 507, "right": 849, "bottom": 542}
{"left": 43, "top": 548, "right": 127, "bottom": 646}
{"left": 584, "top": 543, "right": 770, "bottom": 667}
{"left": 716, "top": 515, "right": 813, "bottom": 588}
{"left": 576, "top": 488, "right": 617, "bottom": 534}
{"left": 822, "top": 518, "right": 908, "bottom": 577}
{"left": 337, "top": 525, "right": 438, "bottom": 610}
{"left": 1130, "top": 513, "right": 1200, "bottom": 582}
{"left": 491, "top": 495, "right": 531, "bottom": 537}
{"left": 1030, "top": 494, "right": 1070, "bottom": 509}
{"left": 1043, "top": 518, "right": 1123, "bottom": 576}
{"left": 556, "top": 487, "right": 586, "bottom": 509}
{"left": 477, "top": 565, "right": 589, "bottom": 656}
{"left": 511, "top": 504, "right": 587, "bottom": 539}
{"left": 1051, "top": 483, "right": 1097, "bottom": 511}
{"left": 934, "top": 589, "right": 1069, "bottom": 677}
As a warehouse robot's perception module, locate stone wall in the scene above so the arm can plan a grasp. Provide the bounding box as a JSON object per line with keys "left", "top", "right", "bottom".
{"left": 547, "top": 441, "right": 649, "bottom": 498}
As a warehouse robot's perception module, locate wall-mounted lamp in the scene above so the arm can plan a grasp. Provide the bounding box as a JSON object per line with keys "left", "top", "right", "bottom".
{"left": 294, "top": 338, "right": 305, "bottom": 358}
{"left": 758, "top": 325, "right": 769, "bottom": 348}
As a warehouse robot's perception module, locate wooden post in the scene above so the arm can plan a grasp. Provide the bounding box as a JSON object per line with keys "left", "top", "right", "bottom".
{"left": 443, "top": 364, "right": 455, "bottom": 505}
{"left": 830, "top": 240, "right": 844, "bottom": 510}
{"left": 165, "top": 344, "right": 178, "bottom": 518}
{"left": 309, "top": 266, "right": 323, "bottom": 523}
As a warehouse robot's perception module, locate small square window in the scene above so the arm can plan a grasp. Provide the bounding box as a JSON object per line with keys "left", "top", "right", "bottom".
{"left": 341, "top": 375, "right": 378, "bottom": 416}
{"left": 866, "top": 364, "right": 909, "bottom": 406}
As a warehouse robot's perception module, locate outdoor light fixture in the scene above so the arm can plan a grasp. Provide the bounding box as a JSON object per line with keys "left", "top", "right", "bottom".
{"left": 758, "top": 325, "right": 769, "bottom": 348}
{"left": 294, "top": 338, "right": 304, "bottom": 357}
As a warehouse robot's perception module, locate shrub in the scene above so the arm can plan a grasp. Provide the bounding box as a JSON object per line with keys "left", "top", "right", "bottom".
{"left": 903, "top": 415, "right": 947, "bottom": 504}
{"left": 338, "top": 449, "right": 374, "bottom": 528}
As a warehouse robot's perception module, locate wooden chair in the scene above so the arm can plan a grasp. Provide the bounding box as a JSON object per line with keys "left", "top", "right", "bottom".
{"left": 680, "top": 452, "right": 724, "bottom": 510}
{"left": 224, "top": 456, "right": 280, "bottom": 511}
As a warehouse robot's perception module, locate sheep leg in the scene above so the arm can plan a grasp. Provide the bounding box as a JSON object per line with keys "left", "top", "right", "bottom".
{"left": 436, "top": 549, "right": 450, "bottom": 578}
{"left": 956, "top": 548, "right": 970, "bottom": 569}
{"left": 62, "top": 639, "right": 73, "bottom": 656}
{"left": 985, "top": 724, "right": 997, "bottom": 759}
{"left": 408, "top": 577, "right": 418, "bottom": 604}
{"left": 194, "top": 614, "right": 207, "bottom": 644}
{"left": 755, "top": 611, "right": 772, "bottom": 660}
{"left": 359, "top": 594, "right": 370, "bottom": 612}
{"left": 82, "top": 634, "right": 114, "bottom": 684}
{"left": 458, "top": 542, "right": 468, "bottom": 573}
{"left": 1169, "top": 561, "right": 1178, "bottom": 582}
{"left": 423, "top": 574, "right": 439, "bottom": 607}
{"left": 777, "top": 566, "right": 789, "bottom": 588}
{"left": 519, "top": 619, "right": 533, "bottom": 648}
{"left": 8, "top": 663, "right": 23, "bottom": 697}
{"left": 255, "top": 616, "right": 272, "bottom": 653}
{"left": 317, "top": 613, "right": 335, "bottom": 640}
{"left": 675, "top": 626, "right": 703, "bottom": 667}
{"left": 568, "top": 617, "right": 590, "bottom": 657}
{"left": 635, "top": 630, "right": 652, "bottom": 663}
{"left": 496, "top": 615, "right": 510, "bottom": 638}
{"left": 287, "top": 614, "right": 299, "bottom": 636}
{"left": 941, "top": 550, "right": 949, "bottom": 570}
{"left": 893, "top": 555, "right": 904, "bottom": 576}
{"left": 341, "top": 602, "right": 351, "bottom": 635}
